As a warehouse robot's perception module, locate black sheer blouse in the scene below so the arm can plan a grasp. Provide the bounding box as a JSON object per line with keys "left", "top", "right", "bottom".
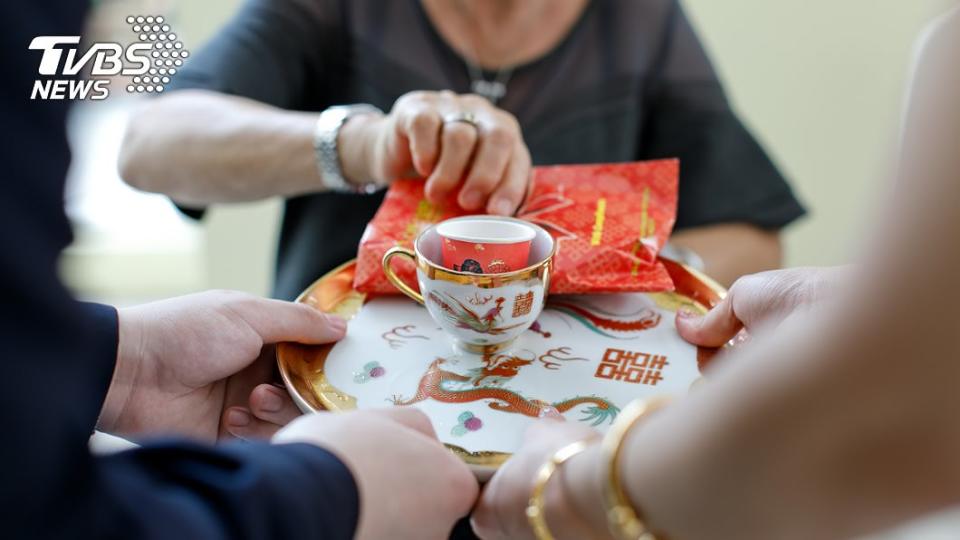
{"left": 169, "top": 0, "right": 806, "bottom": 299}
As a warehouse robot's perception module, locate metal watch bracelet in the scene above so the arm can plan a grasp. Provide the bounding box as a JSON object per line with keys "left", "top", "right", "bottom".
{"left": 313, "top": 104, "right": 383, "bottom": 194}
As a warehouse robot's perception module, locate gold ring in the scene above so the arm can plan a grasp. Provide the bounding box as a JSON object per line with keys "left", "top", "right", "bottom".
{"left": 444, "top": 111, "right": 479, "bottom": 128}
{"left": 526, "top": 439, "right": 592, "bottom": 540}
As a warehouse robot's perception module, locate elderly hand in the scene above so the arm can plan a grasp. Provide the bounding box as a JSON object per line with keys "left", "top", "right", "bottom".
{"left": 275, "top": 408, "right": 478, "bottom": 540}
{"left": 676, "top": 266, "right": 847, "bottom": 347}
{"left": 472, "top": 420, "right": 610, "bottom": 540}
{"left": 98, "top": 290, "right": 345, "bottom": 442}
{"left": 345, "top": 90, "right": 531, "bottom": 215}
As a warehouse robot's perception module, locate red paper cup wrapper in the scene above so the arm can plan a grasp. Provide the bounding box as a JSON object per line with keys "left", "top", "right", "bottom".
{"left": 437, "top": 217, "right": 535, "bottom": 274}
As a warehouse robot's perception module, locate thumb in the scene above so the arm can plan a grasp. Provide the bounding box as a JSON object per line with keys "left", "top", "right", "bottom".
{"left": 247, "top": 298, "right": 347, "bottom": 345}
{"left": 675, "top": 298, "right": 743, "bottom": 348}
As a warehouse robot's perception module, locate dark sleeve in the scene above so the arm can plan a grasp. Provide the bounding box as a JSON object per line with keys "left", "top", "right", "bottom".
{"left": 638, "top": 2, "right": 807, "bottom": 230}
{"left": 96, "top": 441, "right": 358, "bottom": 540}
{"left": 166, "top": 0, "right": 344, "bottom": 108}
{"left": 78, "top": 308, "right": 362, "bottom": 540}
{"left": 0, "top": 2, "right": 359, "bottom": 538}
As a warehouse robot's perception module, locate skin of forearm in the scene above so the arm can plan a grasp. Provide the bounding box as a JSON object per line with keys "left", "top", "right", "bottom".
{"left": 119, "top": 90, "right": 379, "bottom": 205}
{"left": 557, "top": 13, "right": 960, "bottom": 539}
{"left": 558, "top": 299, "right": 960, "bottom": 540}
{"left": 671, "top": 223, "right": 783, "bottom": 287}
{"left": 634, "top": 304, "right": 959, "bottom": 540}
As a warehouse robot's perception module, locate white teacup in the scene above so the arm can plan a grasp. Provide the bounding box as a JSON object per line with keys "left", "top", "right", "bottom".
{"left": 383, "top": 216, "right": 556, "bottom": 354}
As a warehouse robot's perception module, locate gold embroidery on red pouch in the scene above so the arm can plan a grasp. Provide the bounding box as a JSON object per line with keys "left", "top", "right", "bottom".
{"left": 591, "top": 198, "right": 607, "bottom": 246}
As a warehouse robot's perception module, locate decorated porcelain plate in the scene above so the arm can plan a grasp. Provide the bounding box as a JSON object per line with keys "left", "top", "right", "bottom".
{"left": 278, "top": 258, "right": 725, "bottom": 478}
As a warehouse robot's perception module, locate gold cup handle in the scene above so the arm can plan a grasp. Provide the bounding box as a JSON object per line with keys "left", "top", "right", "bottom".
{"left": 382, "top": 246, "right": 425, "bottom": 305}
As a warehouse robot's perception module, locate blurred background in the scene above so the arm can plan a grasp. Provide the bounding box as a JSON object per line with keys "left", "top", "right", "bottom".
{"left": 63, "top": 0, "right": 955, "bottom": 306}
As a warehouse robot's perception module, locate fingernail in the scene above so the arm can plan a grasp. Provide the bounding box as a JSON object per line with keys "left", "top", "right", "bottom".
{"left": 226, "top": 408, "right": 251, "bottom": 427}
{"left": 538, "top": 406, "right": 564, "bottom": 421}
{"left": 460, "top": 190, "right": 482, "bottom": 209}
{"left": 490, "top": 197, "right": 513, "bottom": 216}
{"left": 259, "top": 388, "right": 284, "bottom": 413}
{"left": 677, "top": 307, "right": 700, "bottom": 319}
{"left": 414, "top": 157, "right": 429, "bottom": 177}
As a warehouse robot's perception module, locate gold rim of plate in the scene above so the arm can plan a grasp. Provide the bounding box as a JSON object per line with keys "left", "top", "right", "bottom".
{"left": 277, "top": 258, "right": 726, "bottom": 469}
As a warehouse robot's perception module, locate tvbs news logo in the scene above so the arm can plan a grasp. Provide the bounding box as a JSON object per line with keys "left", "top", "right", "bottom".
{"left": 29, "top": 15, "right": 189, "bottom": 100}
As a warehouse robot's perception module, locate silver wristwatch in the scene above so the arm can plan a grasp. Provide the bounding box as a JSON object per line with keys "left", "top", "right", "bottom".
{"left": 313, "top": 104, "right": 383, "bottom": 194}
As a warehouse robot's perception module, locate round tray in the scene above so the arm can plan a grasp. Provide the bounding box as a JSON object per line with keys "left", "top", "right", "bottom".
{"left": 278, "top": 258, "right": 725, "bottom": 477}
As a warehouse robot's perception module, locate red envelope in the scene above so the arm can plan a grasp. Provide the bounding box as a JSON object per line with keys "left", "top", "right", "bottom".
{"left": 354, "top": 159, "right": 679, "bottom": 294}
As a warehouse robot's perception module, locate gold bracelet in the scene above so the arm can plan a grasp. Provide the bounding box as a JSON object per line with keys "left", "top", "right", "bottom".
{"left": 526, "top": 439, "right": 592, "bottom": 540}
{"left": 600, "top": 397, "right": 671, "bottom": 540}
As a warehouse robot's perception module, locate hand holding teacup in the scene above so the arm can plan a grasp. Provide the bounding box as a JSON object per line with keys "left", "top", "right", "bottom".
{"left": 383, "top": 216, "right": 555, "bottom": 354}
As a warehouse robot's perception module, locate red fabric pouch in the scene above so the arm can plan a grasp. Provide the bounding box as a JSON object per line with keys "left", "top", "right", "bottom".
{"left": 354, "top": 159, "right": 679, "bottom": 294}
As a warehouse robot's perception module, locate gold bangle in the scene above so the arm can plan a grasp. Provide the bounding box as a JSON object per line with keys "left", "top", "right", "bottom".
{"left": 526, "top": 439, "right": 592, "bottom": 540}
{"left": 600, "top": 397, "right": 671, "bottom": 540}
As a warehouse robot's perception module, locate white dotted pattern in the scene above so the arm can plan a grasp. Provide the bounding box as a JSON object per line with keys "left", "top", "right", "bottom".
{"left": 126, "top": 15, "right": 189, "bottom": 95}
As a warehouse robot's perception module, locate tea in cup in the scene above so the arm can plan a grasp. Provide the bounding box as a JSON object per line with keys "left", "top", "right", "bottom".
{"left": 382, "top": 216, "right": 555, "bottom": 353}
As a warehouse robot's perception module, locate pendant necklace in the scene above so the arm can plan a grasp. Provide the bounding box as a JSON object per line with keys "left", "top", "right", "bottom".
{"left": 464, "top": 58, "right": 514, "bottom": 105}
{"left": 458, "top": 2, "right": 526, "bottom": 105}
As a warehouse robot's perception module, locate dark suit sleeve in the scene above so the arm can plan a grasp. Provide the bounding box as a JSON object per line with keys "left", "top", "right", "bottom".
{"left": 0, "top": 3, "right": 358, "bottom": 538}
{"left": 639, "top": 1, "right": 807, "bottom": 231}
{"left": 94, "top": 441, "right": 358, "bottom": 540}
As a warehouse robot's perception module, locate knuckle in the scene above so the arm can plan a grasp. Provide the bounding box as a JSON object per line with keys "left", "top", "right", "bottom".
{"left": 409, "top": 111, "right": 439, "bottom": 134}
{"left": 728, "top": 276, "right": 751, "bottom": 296}
{"left": 388, "top": 406, "right": 433, "bottom": 433}
{"left": 445, "top": 125, "right": 477, "bottom": 148}
{"left": 234, "top": 328, "right": 266, "bottom": 356}
{"left": 295, "top": 302, "right": 326, "bottom": 322}
{"left": 219, "top": 289, "right": 260, "bottom": 310}
{"left": 397, "top": 90, "right": 429, "bottom": 107}
{"left": 408, "top": 409, "right": 433, "bottom": 430}
{"left": 469, "top": 175, "right": 499, "bottom": 192}
{"left": 484, "top": 125, "right": 515, "bottom": 149}
{"left": 460, "top": 93, "right": 487, "bottom": 106}
{"left": 403, "top": 406, "right": 429, "bottom": 421}
{"left": 495, "top": 110, "right": 521, "bottom": 131}
{"left": 727, "top": 280, "right": 741, "bottom": 297}
{"left": 516, "top": 143, "right": 532, "bottom": 165}
{"left": 494, "top": 178, "right": 526, "bottom": 200}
